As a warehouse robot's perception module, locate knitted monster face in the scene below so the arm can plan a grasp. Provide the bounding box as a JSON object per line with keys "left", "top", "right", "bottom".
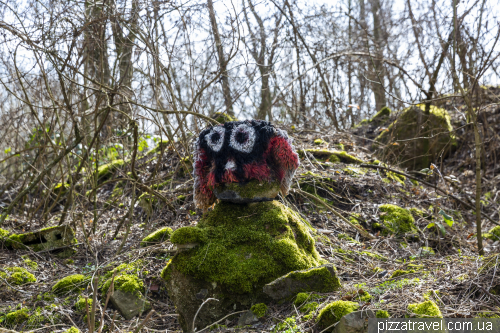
{"left": 193, "top": 120, "right": 299, "bottom": 209}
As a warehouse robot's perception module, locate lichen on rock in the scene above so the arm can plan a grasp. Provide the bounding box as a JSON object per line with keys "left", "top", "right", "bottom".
{"left": 140, "top": 227, "right": 173, "bottom": 247}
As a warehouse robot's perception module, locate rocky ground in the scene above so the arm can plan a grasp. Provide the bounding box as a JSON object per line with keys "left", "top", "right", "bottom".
{"left": 1, "top": 88, "right": 500, "bottom": 332}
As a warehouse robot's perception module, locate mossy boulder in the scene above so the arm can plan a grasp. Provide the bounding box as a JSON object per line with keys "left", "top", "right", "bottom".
{"left": 162, "top": 200, "right": 324, "bottom": 332}
{"left": 407, "top": 300, "right": 443, "bottom": 318}
{"left": 102, "top": 274, "right": 151, "bottom": 319}
{"left": 213, "top": 179, "right": 281, "bottom": 203}
{"left": 263, "top": 264, "right": 341, "bottom": 301}
{"left": 316, "top": 301, "right": 359, "bottom": 331}
{"left": 376, "top": 204, "right": 418, "bottom": 237}
{"left": 8, "top": 225, "right": 77, "bottom": 258}
{"left": 140, "top": 227, "right": 173, "bottom": 247}
{"left": 374, "top": 105, "right": 456, "bottom": 170}
{"left": 52, "top": 274, "right": 88, "bottom": 295}
{"left": 0, "top": 267, "right": 36, "bottom": 285}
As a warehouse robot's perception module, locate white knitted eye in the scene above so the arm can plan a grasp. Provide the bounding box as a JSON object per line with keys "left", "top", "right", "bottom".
{"left": 229, "top": 123, "right": 256, "bottom": 153}
{"left": 205, "top": 126, "right": 225, "bottom": 152}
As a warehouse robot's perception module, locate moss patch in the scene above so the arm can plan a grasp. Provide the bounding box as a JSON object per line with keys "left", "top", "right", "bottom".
{"left": 213, "top": 179, "right": 281, "bottom": 202}
{"left": 407, "top": 300, "right": 443, "bottom": 318}
{"left": 316, "top": 301, "right": 359, "bottom": 329}
{"left": 52, "top": 274, "right": 87, "bottom": 295}
{"left": 140, "top": 227, "right": 173, "bottom": 247}
{"left": 251, "top": 303, "right": 268, "bottom": 318}
{"left": 75, "top": 296, "right": 92, "bottom": 314}
{"left": 376, "top": 310, "right": 390, "bottom": 318}
{"left": 102, "top": 274, "right": 145, "bottom": 297}
{"left": 378, "top": 204, "right": 418, "bottom": 236}
{"left": 391, "top": 270, "right": 415, "bottom": 278}
{"left": 94, "top": 159, "right": 125, "bottom": 182}
{"left": 165, "top": 201, "right": 322, "bottom": 295}
{"left": 299, "top": 149, "right": 362, "bottom": 164}
{"left": 5, "top": 308, "right": 29, "bottom": 325}
{"left": 63, "top": 327, "right": 81, "bottom": 333}
{"left": 0, "top": 266, "right": 36, "bottom": 285}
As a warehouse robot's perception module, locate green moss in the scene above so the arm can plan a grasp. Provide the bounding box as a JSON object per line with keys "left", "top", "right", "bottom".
{"left": 75, "top": 296, "right": 92, "bottom": 313}
{"left": 213, "top": 179, "right": 280, "bottom": 200}
{"left": 0, "top": 267, "right": 36, "bottom": 285}
{"left": 147, "top": 139, "right": 169, "bottom": 155}
{"left": 140, "top": 227, "right": 173, "bottom": 247}
{"left": 378, "top": 204, "right": 418, "bottom": 236}
{"left": 316, "top": 301, "right": 359, "bottom": 329}
{"left": 63, "top": 327, "right": 81, "bottom": 333}
{"left": 314, "top": 139, "right": 325, "bottom": 145}
{"left": 376, "top": 310, "right": 390, "bottom": 318}
{"left": 476, "top": 312, "right": 500, "bottom": 318}
{"left": 5, "top": 308, "right": 29, "bottom": 325}
{"left": 335, "top": 151, "right": 363, "bottom": 164}
{"left": 103, "top": 261, "right": 144, "bottom": 280}
{"left": 94, "top": 160, "right": 125, "bottom": 182}
{"left": 165, "top": 201, "right": 322, "bottom": 295}
{"left": 372, "top": 106, "right": 391, "bottom": 121}
{"left": 356, "top": 290, "right": 372, "bottom": 302}
{"left": 212, "top": 112, "right": 237, "bottom": 123}
{"left": 25, "top": 305, "right": 61, "bottom": 328}
{"left": 279, "top": 265, "right": 341, "bottom": 293}
{"left": 407, "top": 300, "right": 442, "bottom": 318}
{"left": 337, "top": 233, "right": 359, "bottom": 243}
{"left": 299, "top": 149, "right": 361, "bottom": 164}
{"left": 274, "top": 317, "right": 298, "bottom": 332}
{"left": 301, "top": 302, "right": 319, "bottom": 313}
{"left": 420, "top": 246, "right": 435, "bottom": 256}
{"left": 485, "top": 226, "right": 500, "bottom": 241}
{"left": 23, "top": 257, "right": 38, "bottom": 271}
{"left": 102, "top": 274, "right": 145, "bottom": 297}
{"left": 251, "top": 303, "right": 268, "bottom": 318}
{"left": 53, "top": 182, "right": 70, "bottom": 195}
{"left": 349, "top": 214, "right": 361, "bottom": 225}
{"left": 359, "top": 251, "right": 389, "bottom": 262}
{"left": 52, "top": 274, "right": 87, "bottom": 295}
{"left": 294, "top": 292, "right": 320, "bottom": 306}
{"left": 391, "top": 270, "right": 415, "bottom": 278}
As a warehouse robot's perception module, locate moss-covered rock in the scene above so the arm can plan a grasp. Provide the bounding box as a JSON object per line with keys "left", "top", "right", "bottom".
{"left": 374, "top": 105, "right": 456, "bottom": 170}
{"left": 102, "top": 274, "right": 145, "bottom": 297}
{"left": 314, "top": 139, "right": 325, "bottom": 145}
{"left": 484, "top": 226, "right": 500, "bottom": 241}
{"left": 140, "top": 227, "right": 173, "bottom": 247}
{"left": 52, "top": 274, "right": 88, "bottom": 295}
{"left": 8, "top": 225, "right": 77, "bottom": 258}
{"left": 316, "top": 301, "right": 359, "bottom": 330}
{"left": 0, "top": 228, "right": 12, "bottom": 247}
{"left": 163, "top": 200, "right": 325, "bottom": 332}
{"left": 213, "top": 179, "right": 281, "bottom": 204}
{"left": 377, "top": 204, "right": 418, "bottom": 236}
{"left": 372, "top": 106, "right": 392, "bottom": 122}
{"left": 407, "top": 300, "right": 442, "bottom": 318}
{"left": 0, "top": 266, "right": 36, "bottom": 285}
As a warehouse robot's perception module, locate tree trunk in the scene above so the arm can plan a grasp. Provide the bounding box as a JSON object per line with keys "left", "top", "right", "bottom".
{"left": 207, "top": 0, "right": 234, "bottom": 116}
{"left": 370, "top": 0, "right": 386, "bottom": 112}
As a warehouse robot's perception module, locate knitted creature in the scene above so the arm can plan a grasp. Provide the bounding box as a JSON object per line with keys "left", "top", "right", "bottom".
{"left": 193, "top": 120, "right": 299, "bottom": 209}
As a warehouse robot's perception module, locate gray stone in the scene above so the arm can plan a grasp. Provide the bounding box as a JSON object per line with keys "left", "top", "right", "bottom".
{"left": 263, "top": 264, "right": 341, "bottom": 301}
{"left": 110, "top": 289, "right": 151, "bottom": 320}
{"left": 237, "top": 310, "right": 259, "bottom": 326}
{"left": 333, "top": 310, "right": 375, "bottom": 333}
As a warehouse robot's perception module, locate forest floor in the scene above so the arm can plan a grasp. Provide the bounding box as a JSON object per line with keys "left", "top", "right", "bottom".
{"left": 1, "top": 93, "right": 500, "bottom": 332}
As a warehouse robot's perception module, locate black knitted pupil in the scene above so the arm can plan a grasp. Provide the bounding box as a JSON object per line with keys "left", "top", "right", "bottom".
{"left": 235, "top": 131, "right": 248, "bottom": 143}
{"left": 211, "top": 132, "right": 221, "bottom": 143}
